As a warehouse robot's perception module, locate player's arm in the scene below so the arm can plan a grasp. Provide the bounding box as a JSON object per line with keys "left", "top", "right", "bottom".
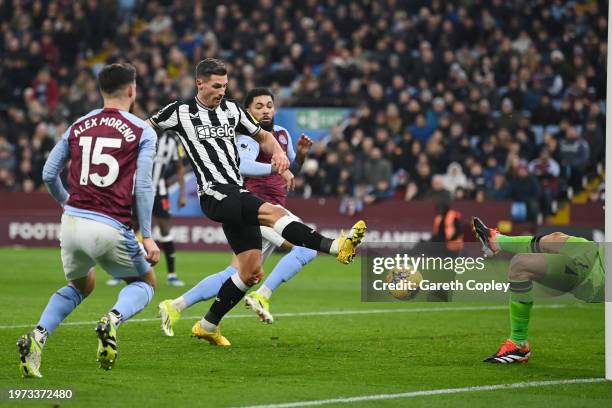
{"left": 288, "top": 132, "right": 312, "bottom": 174}
{"left": 135, "top": 127, "right": 160, "bottom": 265}
{"left": 235, "top": 104, "right": 288, "bottom": 173}
{"left": 42, "top": 129, "right": 71, "bottom": 205}
{"left": 294, "top": 133, "right": 312, "bottom": 165}
{"left": 237, "top": 136, "right": 273, "bottom": 176}
{"left": 252, "top": 129, "right": 289, "bottom": 173}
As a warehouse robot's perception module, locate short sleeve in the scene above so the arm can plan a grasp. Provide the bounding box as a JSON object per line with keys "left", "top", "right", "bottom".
{"left": 149, "top": 101, "right": 180, "bottom": 130}
{"left": 235, "top": 104, "right": 261, "bottom": 136}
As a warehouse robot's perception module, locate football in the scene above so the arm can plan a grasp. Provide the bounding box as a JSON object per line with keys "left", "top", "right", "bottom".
{"left": 385, "top": 267, "right": 423, "bottom": 301}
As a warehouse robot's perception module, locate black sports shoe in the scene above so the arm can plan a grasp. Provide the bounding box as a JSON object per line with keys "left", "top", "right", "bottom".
{"left": 472, "top": 217, "right": 500, "bottom": 257}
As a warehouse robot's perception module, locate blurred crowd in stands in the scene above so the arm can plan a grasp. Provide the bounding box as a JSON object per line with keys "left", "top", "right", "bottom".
{"left": 0, "top": 0, "right": 607, "bottom": 221}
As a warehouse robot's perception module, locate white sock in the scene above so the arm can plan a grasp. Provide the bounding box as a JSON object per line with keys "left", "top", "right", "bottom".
{"left": 167, "top": 273, "right": 177, "bottom": 279}
{"left": 171, "top": 297, "right": 187, "bottom": 312}
{"left": 109, "top": 310, "right": 123, "bottom": 328}
{"left": 329, "top": 238, "right": 340, "bottom": 255}
{"left": 256, "top": 284, "right": 273, "bottom": 299}
{"left": 33, "top": 327, "right": 48, "bottom": 347}
{"left": 200, "top": 318, "right": 217, "bottom": 332}
{"left": 231, "top": 273, "right": 250, "bottom": 292}
{"left": 272, "top": 214, "right": 296, "bottom": 236}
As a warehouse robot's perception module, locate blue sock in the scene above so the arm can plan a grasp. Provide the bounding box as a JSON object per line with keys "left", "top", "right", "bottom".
{"left": 182, "top": 266, "right": 237, "bottom": 307}
{"left": 37, "top": 285, "right": 84, "bottom": 335}
{"left": 111, "top": 281, "right": 154, "bottom": 324}
{"left": 263, "top": 246, "right": 316, "bottom": 291}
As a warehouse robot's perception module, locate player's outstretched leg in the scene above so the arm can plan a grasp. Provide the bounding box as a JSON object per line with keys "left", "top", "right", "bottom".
{"left": 158, "top": 266, "right": 236, "bottom": 336}
{"left": 260, "top": 204, "right": 366, "bottom": 264}
{"left": 245, "top": 245, "right": 317, "bottom": 324}
{"left": 17, "top": 270, "right": 93, "bottom": 378}
{"left": 472, "top": 217, "right": 549, "bottom": 257}
{"left": 97, "top": 276, "right": 155, "bottom": 370}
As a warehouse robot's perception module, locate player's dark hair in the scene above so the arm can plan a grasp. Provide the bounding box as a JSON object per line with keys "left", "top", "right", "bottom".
{"left": 195, "top": 58, "right": 227, "bottom": 80}
{"left": 244, "top": 87, "right": 275, "bottom": 109}
{"left": 97, "top": 63, "right": 136, "bottom": 95}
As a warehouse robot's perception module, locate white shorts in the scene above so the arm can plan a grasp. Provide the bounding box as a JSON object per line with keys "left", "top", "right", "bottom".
{"left": 60, "top": 214, "right": 150, "bottom": 281}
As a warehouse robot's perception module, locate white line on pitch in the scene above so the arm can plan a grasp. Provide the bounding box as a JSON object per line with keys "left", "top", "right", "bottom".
{"left": 236, "top": 378, "right": 606, "bottom": 408}
{"left": 0, "top": 303, "right": 570, "bottom": 330}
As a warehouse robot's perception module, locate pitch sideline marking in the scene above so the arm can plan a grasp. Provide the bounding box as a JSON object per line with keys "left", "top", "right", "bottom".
{"left": 236, "top": 378, "right": 607, "bottom": 408}
{"left": 0, "top": 303, "right": 570, "bottom": 330}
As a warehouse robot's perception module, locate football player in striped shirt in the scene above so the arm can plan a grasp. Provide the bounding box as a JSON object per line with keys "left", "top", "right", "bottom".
{"left": 158, "top": 88, "right": 316, "bottom": 328}
{"left": 150, "top": 58, "right": 366, "bottom": 345}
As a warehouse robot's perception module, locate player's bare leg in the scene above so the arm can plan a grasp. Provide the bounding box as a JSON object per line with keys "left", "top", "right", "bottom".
{"left": 18, "top": 267, "right": 96, "bottom": 378}
{"left": 258, "top": 203, "right": 366, "bottom": 264}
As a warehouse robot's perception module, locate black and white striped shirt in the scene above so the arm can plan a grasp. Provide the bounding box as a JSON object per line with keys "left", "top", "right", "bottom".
{"left": 152, "top": 130, "right": 184, "bottom": 196}
{"left": 149, "top": 97, "right": 261, "bottom": 194}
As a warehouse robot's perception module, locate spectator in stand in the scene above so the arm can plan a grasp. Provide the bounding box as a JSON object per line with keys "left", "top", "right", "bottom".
{"left": 509, "top": 161, "right": 541, "bottom": 222}
{"left": 0, "top": 0, "right": 605, "bottom": 223}
{"left": 363, "top": 147, "right": 392, "bottom": 189}
{"left": 442, "top": 162, "right": 468, "bottom": 198}
{"left": 529, "top": 147, "right": 560, "bottom": 215}
{"left": 582, "top": 119, "right": 604, "bottom": 172}
{"left": 424, "top": 175, "right": 452, "bottom": 203}
{"left": 559, "top": 126, "right": 591, "bottom": 191}
{"left": 486, "top": 171, "right": 510, "bottom": 200}
{"left": 531, "top": 94, "right": 561, "bottom": 126}
{"left": 0, "top": 135, "right": 16, "bottom": 176}
{"left": 301, "top": 159, "right": 325, "bottom": 198}
{"left": 409, "top": 113, "right": 434, "bottom": 143}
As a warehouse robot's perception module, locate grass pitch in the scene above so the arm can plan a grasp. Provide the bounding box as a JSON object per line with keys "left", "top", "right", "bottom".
{"left": 0, "top": 247, "right": 610, "bottom": 407}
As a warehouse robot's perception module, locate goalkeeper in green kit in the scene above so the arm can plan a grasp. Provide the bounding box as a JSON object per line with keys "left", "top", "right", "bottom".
{"left": 472, "top": 217, "right": 604, "bottom": 364}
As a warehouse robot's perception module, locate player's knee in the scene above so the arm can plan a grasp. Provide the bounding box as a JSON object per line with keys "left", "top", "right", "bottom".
{"left": 238, "top": 261, "right": 262, "bottom": 283}
{"left": 73, "top": 268, "right": 96, "bottom": 297}
{"left": 259, "top": 203, "right": 289, "bottom": 226}
{"left": 143, "top": 269, "right": 157, "bottom": 291}
{"left": 292, "top": 246, "right": 317, "bottom": 265}
{"left": 542, "top": 232, "right": 569, "bottom": 244}
{"left": 79, "top": 282, "right": 95, "bottom": 297}
{"left": 508, "top": 255, "right": 534, "bottom": 280}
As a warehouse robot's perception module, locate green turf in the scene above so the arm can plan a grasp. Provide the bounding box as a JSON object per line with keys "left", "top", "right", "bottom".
{"left": 0, "top": 247, "right": 610, "bottom": 407}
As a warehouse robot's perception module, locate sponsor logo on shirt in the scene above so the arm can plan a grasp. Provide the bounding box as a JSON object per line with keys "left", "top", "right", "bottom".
{"left": 195, "top": 124, "right": 235, "bottom": 140}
